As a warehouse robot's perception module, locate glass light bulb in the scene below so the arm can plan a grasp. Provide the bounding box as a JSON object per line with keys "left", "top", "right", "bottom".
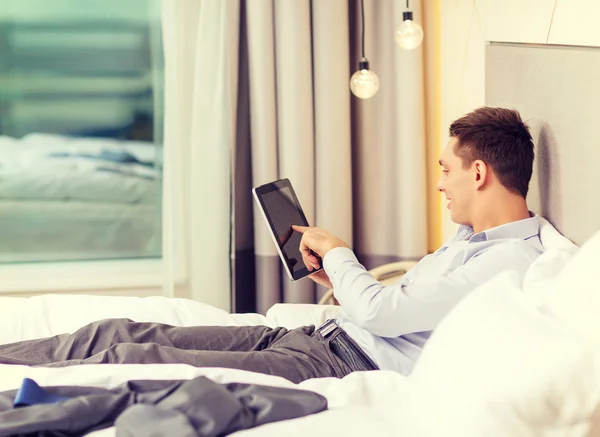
{"left": 349, "top": 69, "right": 379, "bottom": 99}
{"left": 395, "top": 19, "right": 423, "bottom": 50}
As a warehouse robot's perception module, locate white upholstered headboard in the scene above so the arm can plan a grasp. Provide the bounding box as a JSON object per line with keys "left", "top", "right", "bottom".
{"left": 486, "top": 43, "right": 600, "bottom": 245}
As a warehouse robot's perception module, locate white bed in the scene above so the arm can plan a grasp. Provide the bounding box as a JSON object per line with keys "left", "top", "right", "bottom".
{"left": 1, "top": 219, "right": 599, "bottom": 436}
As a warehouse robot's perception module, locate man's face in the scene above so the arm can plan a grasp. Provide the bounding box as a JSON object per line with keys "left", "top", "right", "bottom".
{"left": 436, "top": 137, "right": 475, "bottom": 226}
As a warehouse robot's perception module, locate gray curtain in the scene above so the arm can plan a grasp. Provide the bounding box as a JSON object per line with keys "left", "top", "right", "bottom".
{"left": 233, "top": 0, "right": 428, "bottom": 313}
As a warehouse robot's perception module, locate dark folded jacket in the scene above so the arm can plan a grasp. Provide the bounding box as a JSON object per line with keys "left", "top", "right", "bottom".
{"left": 0, "top": 376, "right": 327, "bottom": 437}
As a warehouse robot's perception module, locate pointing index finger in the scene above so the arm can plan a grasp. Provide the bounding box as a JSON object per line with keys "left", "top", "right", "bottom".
{"left": 292, "top": 225, "right": 309, "bottom": 233}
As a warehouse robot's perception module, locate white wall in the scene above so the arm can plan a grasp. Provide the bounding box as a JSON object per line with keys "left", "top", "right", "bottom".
{"left": 438, "top": 0, "right": 600, "bottom": 241}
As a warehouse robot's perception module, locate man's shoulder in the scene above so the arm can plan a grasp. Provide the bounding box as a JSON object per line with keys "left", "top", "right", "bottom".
{"left": 455, "top": 238, "right": 544, "bottom": 286}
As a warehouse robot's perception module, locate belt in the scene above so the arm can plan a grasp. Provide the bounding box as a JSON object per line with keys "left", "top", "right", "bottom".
{"left": 317, "top": 320, "right": 379, "bottom": 372}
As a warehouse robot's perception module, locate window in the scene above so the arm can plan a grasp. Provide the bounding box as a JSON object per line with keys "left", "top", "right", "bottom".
{"left": 0, "top": 0, "right": 163, "bottom": 263}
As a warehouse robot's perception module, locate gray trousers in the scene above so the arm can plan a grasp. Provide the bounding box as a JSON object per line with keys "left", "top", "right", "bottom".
{"left": 0, "top": 319, "right": 355, "bottom": 383}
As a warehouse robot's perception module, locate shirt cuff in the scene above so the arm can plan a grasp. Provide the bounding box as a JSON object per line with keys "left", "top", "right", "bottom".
{"left": 323, "top": 247, "right": 358, "bottom": 279}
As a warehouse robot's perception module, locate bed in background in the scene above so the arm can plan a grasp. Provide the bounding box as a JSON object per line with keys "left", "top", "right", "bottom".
{"left": 0, "top": 9, "right": 163, "bottom": 263}
{"left": 0, "top": 133, "right": 161, "bottom": 262}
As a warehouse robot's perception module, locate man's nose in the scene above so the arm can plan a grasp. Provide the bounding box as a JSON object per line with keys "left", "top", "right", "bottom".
{"left": 436, "top": 180, "right": 444, "bottom": 192}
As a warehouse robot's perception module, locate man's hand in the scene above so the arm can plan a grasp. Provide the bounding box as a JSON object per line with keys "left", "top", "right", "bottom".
{"left": 291, "top": 225, "right": 350, "bottom": 271}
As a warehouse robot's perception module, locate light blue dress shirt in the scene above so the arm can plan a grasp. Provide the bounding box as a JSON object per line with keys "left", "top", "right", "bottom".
{"left": 324, "top": 216, "right": 544, "bottom": 375}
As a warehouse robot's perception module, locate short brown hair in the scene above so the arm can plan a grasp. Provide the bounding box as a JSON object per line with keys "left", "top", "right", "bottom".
{"left": 449, "top": 107, "right": 534, "bottom": 198}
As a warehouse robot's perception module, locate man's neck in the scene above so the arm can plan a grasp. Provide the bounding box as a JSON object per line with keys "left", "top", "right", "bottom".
{"left": 471, "top": 195, "right": 531, "bottom": 234}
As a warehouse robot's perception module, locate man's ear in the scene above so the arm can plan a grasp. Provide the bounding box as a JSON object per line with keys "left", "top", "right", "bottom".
{"left": 472, "top": 160, "right": 488, "bottom": 190}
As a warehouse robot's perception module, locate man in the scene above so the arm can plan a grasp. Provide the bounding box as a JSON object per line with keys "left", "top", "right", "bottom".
{"left": 0, "top": 107, "right": 544, "bottom": 384}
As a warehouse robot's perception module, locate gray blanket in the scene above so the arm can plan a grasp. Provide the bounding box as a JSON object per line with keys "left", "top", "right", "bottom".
{"left": 0, "top": 376, "right": 327, "bottom": 437}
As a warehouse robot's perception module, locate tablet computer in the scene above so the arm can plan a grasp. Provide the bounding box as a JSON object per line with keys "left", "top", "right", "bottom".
{"left": 252, "top": 178, "right": 322, "bottom": 281}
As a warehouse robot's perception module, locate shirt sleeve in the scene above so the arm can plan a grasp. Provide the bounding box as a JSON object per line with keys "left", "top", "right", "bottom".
{"left": 323, "top": 245, "right": 534, "bottom": 338}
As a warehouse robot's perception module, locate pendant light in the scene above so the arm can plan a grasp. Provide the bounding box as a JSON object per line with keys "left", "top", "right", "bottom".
{"left": 395, "top": 0, "right": 423, "bottom": 50}
{"left": 350, "top": 0, "right": 379, "bottom": 99}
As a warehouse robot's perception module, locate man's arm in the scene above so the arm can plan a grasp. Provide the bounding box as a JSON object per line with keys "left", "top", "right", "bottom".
{"left": 324, "top": 244, "right": 534, "bottom": 338}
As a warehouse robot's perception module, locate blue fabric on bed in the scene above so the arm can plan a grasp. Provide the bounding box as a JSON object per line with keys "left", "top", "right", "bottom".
{"left": 13, "top": 378, "right": 72, "bottom": 407}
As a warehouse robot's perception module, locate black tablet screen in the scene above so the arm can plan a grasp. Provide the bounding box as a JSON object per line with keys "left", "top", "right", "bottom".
{"left": 261, "top": 187, "right": 306, "bottom": 276}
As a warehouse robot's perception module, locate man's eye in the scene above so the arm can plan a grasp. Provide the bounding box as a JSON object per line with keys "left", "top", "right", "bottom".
{"left": 442, "top": 169, "right": 449, "bottom": 174}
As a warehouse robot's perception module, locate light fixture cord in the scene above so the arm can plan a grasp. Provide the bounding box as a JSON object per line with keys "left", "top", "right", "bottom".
{"left": 406, "top": 0, "right": 409, "bottom": 8}
{"left": 360, "top": 0, "right": 365, "bottom": 58}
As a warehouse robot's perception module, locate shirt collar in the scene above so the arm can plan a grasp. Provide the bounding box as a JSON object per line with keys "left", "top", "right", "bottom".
{"left": 453, "top": 215, "right": 540, "bottom": 244}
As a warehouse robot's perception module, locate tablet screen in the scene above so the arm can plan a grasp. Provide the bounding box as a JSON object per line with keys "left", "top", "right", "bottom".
{"left": 253, "top": 179, "right": 320, "bottom": 281}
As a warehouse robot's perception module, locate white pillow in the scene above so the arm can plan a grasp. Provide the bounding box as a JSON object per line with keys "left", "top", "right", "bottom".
{"left": 397, "top": 272, "right": 600, "bottom": 437}
{"left": 0, "top": 294, "right": 271, "bottom": 345}
{"left": 537, "top": 216, "right": 579, "bottom": 252}
{"left": 523, "top": 217, "right": 578, "bottom": 304}
{"left": 542, "top": 230, "right": 600, "bottom": 352}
